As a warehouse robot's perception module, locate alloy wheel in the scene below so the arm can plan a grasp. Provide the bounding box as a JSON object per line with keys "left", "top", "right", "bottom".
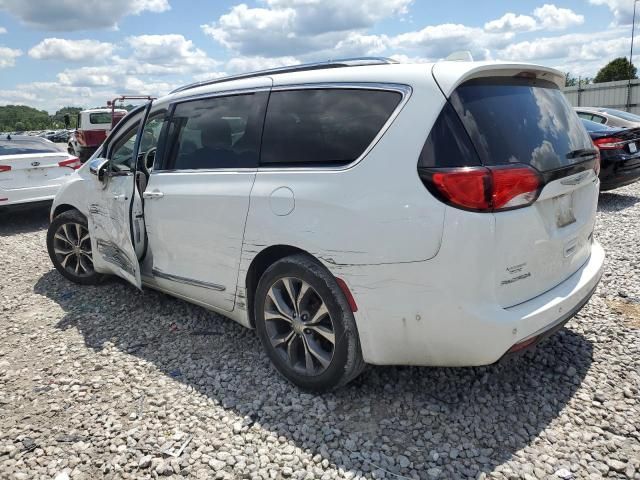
{"left": 264, "top": 277, "right": 336, "bottom": 376}
{"left": 52, "top": 222, "right": 94, "bottom": 277}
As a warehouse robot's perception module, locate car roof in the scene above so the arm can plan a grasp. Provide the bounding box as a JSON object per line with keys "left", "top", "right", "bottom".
{"left": 155, "top": 59, "right": 564, "bottom": 109}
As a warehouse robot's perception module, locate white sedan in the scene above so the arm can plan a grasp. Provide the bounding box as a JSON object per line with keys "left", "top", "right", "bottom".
{"left": 0, "top": 135, "right": 81, "bottom": 208}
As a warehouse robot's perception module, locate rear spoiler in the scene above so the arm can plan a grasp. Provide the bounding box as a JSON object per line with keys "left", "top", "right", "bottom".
{"left": 431, "top": 62, "right": 565, "bottom": 97}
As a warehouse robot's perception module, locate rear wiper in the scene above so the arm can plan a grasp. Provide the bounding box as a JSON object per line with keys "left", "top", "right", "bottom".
{"left": 566, "top": 148, "right": 598, "bottom": 159}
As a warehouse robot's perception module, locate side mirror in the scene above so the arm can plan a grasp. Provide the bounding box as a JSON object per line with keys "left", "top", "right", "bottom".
{"left": 89, "top": 157, "right": 109, "bottom": 182}
{"left": 63, "top": 114, "right": 71, "bottom": 129}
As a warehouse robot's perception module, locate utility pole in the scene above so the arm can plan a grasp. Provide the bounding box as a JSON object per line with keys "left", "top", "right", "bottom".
{"left": 627, "top": 0, "right": 638, "bottom": 112}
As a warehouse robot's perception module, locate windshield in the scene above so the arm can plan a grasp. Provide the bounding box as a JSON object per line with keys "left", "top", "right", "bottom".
{"left": 601, "top": 108, "right": 640, "bottom": 122}
{"left": 450, "top": 77, "right": 594, "bottom": 171}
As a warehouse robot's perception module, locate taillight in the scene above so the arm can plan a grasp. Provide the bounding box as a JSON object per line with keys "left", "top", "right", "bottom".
{"left": 420, "top": 164, "right": 542, "bottom": 212}
{"left": 0, "top": 165, "right": 11, "bottom": 172}
{"left": 58, "top": 157, "right": 82, "bottom": 169}
{"left": 593, "top": 150, "right": 601, "bottom": 176}
{"left": 593, "top": 137, "right": 626, "bottom": 150}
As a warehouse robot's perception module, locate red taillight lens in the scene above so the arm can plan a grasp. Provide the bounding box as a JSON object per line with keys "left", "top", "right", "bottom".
{"left": 593, "top": 136, "right": 625, "bottom": 150}
{"left": 422, "top": 164, "right": 542, "bottom": 212}
{"left": 58, "top": 157, "right": 81, "bottom": 169}
{"left": 593, "top": 150, "right": 601, "bottom": 176}
{"left": 0, "top": 165, "right": 11, "bottom": 172}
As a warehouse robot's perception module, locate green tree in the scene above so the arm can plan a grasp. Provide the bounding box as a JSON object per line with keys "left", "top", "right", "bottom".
{"left": 565, "top": 72, "right": 578, "bottom": 87}
{"left": 14, "top": 121, "right": 25, "bottom": 132}
{"left": 594, "top": 57, "right": 637, "bottom": 83}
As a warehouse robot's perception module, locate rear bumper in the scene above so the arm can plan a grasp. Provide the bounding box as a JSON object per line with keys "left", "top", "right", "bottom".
{"left": 600, "top": 155, "right": 640, "bottom": 191}
{"left": 342, "top": 241, "right": 604, "bottom": 366}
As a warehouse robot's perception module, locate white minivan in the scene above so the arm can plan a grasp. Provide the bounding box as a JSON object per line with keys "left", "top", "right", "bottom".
{"left": 47, "top": 58, "right": 605, "bottom": 391}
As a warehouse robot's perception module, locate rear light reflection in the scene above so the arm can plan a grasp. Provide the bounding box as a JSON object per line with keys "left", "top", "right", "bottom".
{"left": 421, "top": 164, "right": 542, "bottom": 212}
{"left": 0, "top": 165, "right": 11, "bottom": 172}
{"left": 58, "top": 157, "right": 82, "bottom": 170}
{"left": 507, "top": 335, "right": 539, "bottom": 353}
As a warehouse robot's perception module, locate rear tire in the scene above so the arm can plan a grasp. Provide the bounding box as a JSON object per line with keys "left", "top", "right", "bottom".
{"left": 254, "top": 254, "right": 365, "bottom": 391}
{"left": 47, "top": 210, "right": 102, "bottom": 285}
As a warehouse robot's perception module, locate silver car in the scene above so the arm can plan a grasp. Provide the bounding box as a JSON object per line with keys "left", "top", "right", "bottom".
{"left": 575, "top": 107, "right": 640, "bottom": 128}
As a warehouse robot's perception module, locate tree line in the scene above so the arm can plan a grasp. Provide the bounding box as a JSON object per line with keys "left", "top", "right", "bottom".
{"left": 565, "top": 57, "right": 637, "bottom": 87}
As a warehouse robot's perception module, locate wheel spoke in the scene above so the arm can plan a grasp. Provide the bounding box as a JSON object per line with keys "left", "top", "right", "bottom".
{"left": 287, "top": 335, "right": 299, "bottom": 366}
{"left": 60, "top": 252, "right": 74, "bottom": 268}
{"left": 308, "top": 325, "right": 335, "bottom": 345}
{"left": 78, "top": 255, "right": 91, "bottom": 274}
{"left": 271, "top": 330, "right": 294, "bottom": 348}
{"left": 301, "top": 336, "right": 315, "bottom": 374}
{"left": 75, "top": 224, "right": 82, "bottom": 245}
{"left": 307, "top": 303, "right": 329, "bottom": 326}
{"left": 281, "top": 278, "right": 298, "bottom": 315}
{"left": 54, "top": 233, "right": 74, "bottom": 246}
{"left": 79, "top": 232, "right": 91, "bottom": 244}
{"left": 267, "top": 288, "right": 295, "bottom": 322}
{"left": 54, "top": 247, "right": 73, "bottom": 256}
{"left": 61, "top": 224, "right": 73, "bottom": 244}
{"left": 304, "top": 336, "right": 331, "bottom": 369}
{"left": 74, "top": 256, "right": 80, "bottom": 274}
{"left": 296, "top": 282, "right": 310, "bottom": 313}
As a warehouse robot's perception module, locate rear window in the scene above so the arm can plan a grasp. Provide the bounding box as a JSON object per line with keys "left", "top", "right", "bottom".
{"left": 0, "top": 137, "right": 60, "bottom": 156}
{"left": 90, "top": 113, "right": 112, "bottom": 124}
{"left": 449, "top": 77, "right": 594, "bottom": 171}
{"left": 260, "top": 89, "right": 402, "bottom": 167}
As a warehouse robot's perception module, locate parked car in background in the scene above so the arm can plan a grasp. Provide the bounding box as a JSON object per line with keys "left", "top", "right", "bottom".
{"left": 581, "top": 118, "right": 640, "bottom": 191}
{"left": 575, "top": 107, "right": 640, "bottom": 128}
{"left": 0, "top": 135, "right": 81, "bottom": 208}
{"left": 67, "top": 108, "right": 127, "bottom": 162}
{"left": 47, "top": 59, "right": 604, "bottom": 391}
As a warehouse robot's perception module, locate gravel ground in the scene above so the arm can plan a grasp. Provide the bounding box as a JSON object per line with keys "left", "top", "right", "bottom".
{"left": 0, "top": 184, "right": 639, "bottom": 480}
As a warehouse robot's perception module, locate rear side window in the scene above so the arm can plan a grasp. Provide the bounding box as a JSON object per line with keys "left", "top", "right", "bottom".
{"left": 418, "top": 102, "right": 481, "bottom": 168}
{"left": 449, "top": 78, "right": 594, "bottom": 171}
{"left": 260, "top": 89, "right": 402, "bottom": 167}
{"left": 165, "top": 92, "right": 268, "bottom": 170}
{"left": 90, "top": 113, "right": 112, "bottom": 124}
{"left": 0, "top": 137, "right": 60, "bottom": 156}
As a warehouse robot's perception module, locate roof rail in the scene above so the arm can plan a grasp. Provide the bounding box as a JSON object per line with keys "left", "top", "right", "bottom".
{"left": 170, "top": 57, "right": 399, "bottom": 94}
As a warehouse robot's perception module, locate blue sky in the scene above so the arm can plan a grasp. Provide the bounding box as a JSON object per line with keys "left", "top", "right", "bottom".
{"left": 0, "top": 0, "right": 634, "bottom": 112}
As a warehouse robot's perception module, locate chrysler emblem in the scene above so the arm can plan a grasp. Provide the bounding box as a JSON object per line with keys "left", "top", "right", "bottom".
{"left": 30, "top": 161, "right": 40, "bottom": 167}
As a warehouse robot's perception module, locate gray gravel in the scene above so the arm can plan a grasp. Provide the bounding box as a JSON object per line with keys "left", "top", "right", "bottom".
{"left": 1, "top": 183, "right": 639, "bottom": 480}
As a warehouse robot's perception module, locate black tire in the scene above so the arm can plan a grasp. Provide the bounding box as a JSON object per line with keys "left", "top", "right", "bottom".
{"left": 47, "top": 209, "right": 102, "bottom": 285}
{"left": 254, "top": 254, "right": 365, "bottom": 391}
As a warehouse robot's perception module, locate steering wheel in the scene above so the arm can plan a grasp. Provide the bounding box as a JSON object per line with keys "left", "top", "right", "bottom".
{"left": 142, "top": 147, "right": 157, "bottom": 175}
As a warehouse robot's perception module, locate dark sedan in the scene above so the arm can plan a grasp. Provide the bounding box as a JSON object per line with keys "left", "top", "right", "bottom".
{"left": 581, "top": 118, "right": 640, "bottom": 191}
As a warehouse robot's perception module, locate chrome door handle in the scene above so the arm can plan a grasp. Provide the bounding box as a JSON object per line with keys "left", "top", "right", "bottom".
{"left": 143, "top": 190, "right": 164, "bottom": 199}
{"left": 113, "top": 194, "right": 127, "bottom": 201}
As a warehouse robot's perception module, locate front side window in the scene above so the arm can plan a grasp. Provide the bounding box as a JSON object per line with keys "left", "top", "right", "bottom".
{"left": 165, "top": 92, "right": 268, "bottom": 170}
{"left": 260, "top": 89, "right": 402, "bottom": 167}
{"left": 109, "top": 124, "right": 139, "bottom": 171}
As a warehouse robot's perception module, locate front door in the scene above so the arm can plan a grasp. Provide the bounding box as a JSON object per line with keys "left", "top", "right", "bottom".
{"left": 143, "top": 85, "right": 270, "bottom": 311}
{"left": 87, "top": 109, "right": 146, "bottom": 288}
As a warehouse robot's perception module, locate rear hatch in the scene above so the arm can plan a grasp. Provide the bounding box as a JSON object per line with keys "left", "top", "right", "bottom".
{"left": 430, "top": 63, "right": 599, "bottom": 307}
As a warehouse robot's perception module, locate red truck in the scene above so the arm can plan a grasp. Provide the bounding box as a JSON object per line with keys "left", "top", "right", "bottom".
{"left": 65, "top": 96, "right": 154, "bottom": 162}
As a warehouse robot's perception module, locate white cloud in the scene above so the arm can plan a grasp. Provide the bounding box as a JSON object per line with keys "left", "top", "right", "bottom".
{"left": 28, "top": 38, "right": 115, "bottom": 62}
{"left": 201, "top": 0, "right": 410, "bottom": 57}
{"left": 126, "top": 34, "right": 218, "bottom": 74}
{"left": 484, "top": 13, "right": 537, "bottom": 33}
{"left": 0, "top": 26, "right": 6, "bottom": 34}
{"left": 533, "top": 4, "right": 584, "bottom": 30}
{"left": 0, "top": 45, "right": 21, "bottom": 67}
{"left": 225, "top": 55, "right": 299, "bottom": 74}
{"left": 589, "top": 0, "right": 635, "bottom": 25}
{"left": 0, "top": 0, "right": 170, "bottom": 31}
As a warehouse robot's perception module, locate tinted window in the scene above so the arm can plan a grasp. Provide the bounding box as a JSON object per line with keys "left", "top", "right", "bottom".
{"left": 0, "top": 136, "right": 60, "bottom": 156}
{"left": 165, "top": 92, "right": 268, "bottom": 170}
{"left": 450, "top": 78, "right": 594, "bottom": 171}
{"left": 110, "top": 124, "right": 139, "bottom": 171}
{"left": 418, "top": 102, "right": 481, "bottom": 168}
{"left": 260, "top": 89, "right": 402, "bottom": 166}
{"left": 591, "top": 114, "right": 607, "bottom": 124}
{"left": 90, "top": 113, "right": 112, "bottom": 124}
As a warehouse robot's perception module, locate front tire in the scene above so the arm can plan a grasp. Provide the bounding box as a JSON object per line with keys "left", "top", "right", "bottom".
{"left": 47, "top": 210, "right": 102, "bottom": 285}
{"left": 254, "top": 254, "right": 365, "bottom": 391}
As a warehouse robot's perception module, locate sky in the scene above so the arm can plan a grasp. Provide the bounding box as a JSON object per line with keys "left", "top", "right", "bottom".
{"left": 0, "top": 0, "right": 636, "bottom": 113}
